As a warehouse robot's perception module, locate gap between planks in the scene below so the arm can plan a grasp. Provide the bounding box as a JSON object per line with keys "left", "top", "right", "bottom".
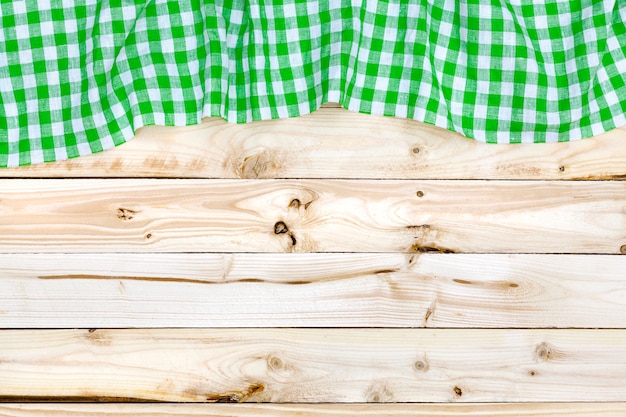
{"left": 0, "top": 179, "right": 623, "bottom": 253}
{"left": 0, "top": 107, "right": 624, "bottom": 180}
{"left": 1, "top": 253, "right": 626, "bottom": 328}
{"left": 1, "top": 329, "right": 626, "bottom": 403}
{"left": 1, "top": 403, "right": 626, "bottom": 416}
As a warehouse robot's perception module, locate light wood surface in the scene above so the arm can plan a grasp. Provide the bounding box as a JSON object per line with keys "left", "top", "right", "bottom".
{"left": 2, "top": 403, "right": 626, "bottom": 416}
{"left": 3, "top": 105, "right": 626, "bottom": 413}
{"left": 0, "top": 179, "right": 623, "bottom": 253}
{"left": 0, "top": 107, "right": 624, "bottom": 180}
{"left": 2, "top": 329, "right": 626, "bottom": 403}
{"left": 1, "top": 253, "right": 625, "bottom": 328}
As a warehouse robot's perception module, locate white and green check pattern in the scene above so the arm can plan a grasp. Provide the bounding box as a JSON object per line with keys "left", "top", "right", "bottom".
{"left": 2, "top": 1, "right": 626, "bottom": 166}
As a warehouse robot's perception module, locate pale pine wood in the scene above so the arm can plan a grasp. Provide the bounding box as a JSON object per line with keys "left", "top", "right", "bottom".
{"left": 0, "top": 107, "right": 625, "bottom": 180}
{"left": 0, "top": 179, "right": 623, "bottom": 253}
{"left": 1, "top": 329, "right": 625, "bottom": 402}
{"left": 2, "top": 253, "right": 626, "bottom": 328}
{"left": 2, "top": 403, "right": 626, "bottom": 417}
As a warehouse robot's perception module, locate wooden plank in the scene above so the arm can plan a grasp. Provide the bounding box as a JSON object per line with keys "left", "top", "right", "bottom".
{"left": 0, "top": 179, "right": 623, "bottom": 253}
{"left": 0, "top": 108, "right": 624, "bottom": 180}
{"left": 1, "top": 329, "right": 625, "bottom": 402}
{"left": 2, "top": 403, "right": 626, "bottom": 417}
{"left": 2, "top": 253, "right": 625, "bottom": 328}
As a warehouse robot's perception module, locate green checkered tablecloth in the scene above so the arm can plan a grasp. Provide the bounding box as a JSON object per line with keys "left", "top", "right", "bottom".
{"left": 2, "top": 1, "right": 626, "bottom": 166}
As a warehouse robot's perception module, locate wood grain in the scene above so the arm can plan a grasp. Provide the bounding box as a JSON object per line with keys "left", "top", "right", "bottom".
{"left": 0, "top": 179, "right": 623, "bottom": 253}
{"left": 2, "top": 329, "right": 626, "bottom": 402}
{"left": 2, "top": 253, "right": 625, "bottom": 328}
{"left": 2, "top": 403, "right": 626, "bottom": 416}
{"left": 1, "top": 107, "right": 625, "bottom": 180}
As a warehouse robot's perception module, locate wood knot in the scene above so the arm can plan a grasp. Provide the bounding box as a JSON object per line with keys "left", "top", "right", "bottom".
{"left": 274, "top": 221, "right": 288, "bottom": 234}
{"left": 453, "top": 386, "right": 463, "bottom": 397}
{"left": 558, "top": 165, "right": 565, "bottom": 172}
{"left": 411, "top": 244, "right": 455, "bottom": 254}
{"left": 206, "top": 383, "right": 265, "bottom": 403}
{"left": 416, "top": 191, "right": 424, "bottom": 197}
{"left": 237, "top": 150, "right": 282, "bottom": 179}
{"left": 620, "top": 244, "right": 626, "bottom": 255}
{"left": 411, "top": 146, "right": 420, "bottom": 154}
{"left": 535, "top": 342, "right": 554, "bottom": 361}
{"left": 413, "top": 359, "right": 429, "bottom": 372}
{"left": 267, "top": 355, "right": 284, "bottom": 370}
{"left": 365, "top": 381, "right": 394, "bottom": 403}
{"left": 116, "top": 208, "right": 136, "bottom": 220}
{"left": 289, "top": 199, "right": 301, "bottom": 209}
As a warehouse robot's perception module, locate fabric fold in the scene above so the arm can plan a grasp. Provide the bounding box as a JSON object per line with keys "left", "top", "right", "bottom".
{"left": 2, "top": 0, "right": 626, "bottom": 167}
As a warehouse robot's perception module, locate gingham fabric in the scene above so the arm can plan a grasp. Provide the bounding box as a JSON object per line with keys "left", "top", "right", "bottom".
{"left": 2, "top": 1, "right": 626, "bottom": 166}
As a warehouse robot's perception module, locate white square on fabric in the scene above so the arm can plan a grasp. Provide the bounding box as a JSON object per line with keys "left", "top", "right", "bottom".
{"left": 398, "top": 78, "right": 410, "bottom": 93}
{"left": 604, "top": 89, "right": 620, "bottom": 107}
{"left": 266, "top": 30, "right": 276, "bottom": 46}
{"left": 307, "top": 2, "right": 319, "bottom": 15}
{"left": 477, "top": 28, "right": 493, "bottom": 45}
{"left": 285, "top": 28, "right": 299, "bottom": 42}
{"left": 439, "top": 21, "right": 453, "bottom": 38}
{"left": 379, "top": 51, "right": 393, "bottom": 65}
{"left": 496, "top": 130, "right": 510, "bottom": 144}
{"left": 298, "top": 100, "right": 310, "bottom": 115}
{"left": 435, "top": 113, "right": 448, "bottom": 129}
{"left": 7, "top": 152, "right": 19, "bottom": 167}
{"left": 452, "top": 75, "right": 466, "bottom": 93}
{"left": 64, "top": 17, "right": 78, "bottom": 34}
{"left": 375, "top": 76, "right": 389, "bottom": 92}
{"left": 276, "top": 103, "right": 288, "bottom": 118}
{"left": 22, "top": 74, "right": 37, "bottom": 89}
{"left": 259, "top": 106, "right": 271, "bottom": 119}
{"left": 76, "top": 142, "right": 92, "bottom": 156}
{"left": 523, "top": 107, "right": 537, "bottom": 125}
{"left": 568, "top": 82, "right": 581, "bottom": 98}
{"left": 534, "top": 14, "right": 549, "bottom": 29}
{"left": 161, "top": 38, "right": 175, "bottom": 54}
{"left": 283, "top": 3, "right": 297, "bottom": 18}
{"left": 51, "top": 121, "right": 64, "bottom": 136}
{"left": 54, "top": 146, "right": 68, "bottom": 162}
{"left": 39, "top": 20, "right": 55, "bottom": 37}
{"left": 570, "top": 106, "right": 582, "bottom": 122}
{"left": 309, "top": 23, "right": 321, "bottom": 39}
{"left": 537, "top": 38, "right": 553, "bottom": 53}
{"left": 417, "top": 78, "right": 432, "bottom": 100}
{"left": 43, "top": 46, "right": 58, "bottom": 61}
{"left": 476, "top": 80, "right": 490, "bottom": 94}
{"left": 18, "top": 48, "right": 33, "bottom": 64}
{"left": 293, "top": 76, "right": 307, "bottom": 93}
{"left": 383, "top": 27, "right": 397, "bottom": 42}
{"left": 3, "top": 102, "right": 18, "bottom": 117}
{"left": 272, "top": 80, "right": 284, "bottom": 95}
{"left": 521, "top": 131, "right": 535, "bottom": 144}
{"left": 362, "top": 21, "right": 375, "bottom": 37}
{"left": 474, "top": 103, "right": 488, "bottom": 123}
{"left": 433, "top": 45, "right": 449, "bottom": 63}
{"left": 229, "top": 9, "right": 243, "bottom": 24}
{"left": 544, "top": 131, "right": 559, "bottom": 143}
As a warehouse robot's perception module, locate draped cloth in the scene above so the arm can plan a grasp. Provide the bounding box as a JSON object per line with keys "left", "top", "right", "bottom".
{"left": 2, "top": 1, "right": 626, "bottom": 166}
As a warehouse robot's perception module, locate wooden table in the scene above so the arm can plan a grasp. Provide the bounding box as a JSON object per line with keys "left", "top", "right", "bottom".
{"left": 1, "top": 103, "right": 626, "bottom": 415}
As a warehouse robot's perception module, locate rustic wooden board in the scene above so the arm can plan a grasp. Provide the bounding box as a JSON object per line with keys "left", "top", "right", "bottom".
{"left": 1, "top": 329, "right": 625, "bottom": 403}
{"left": 2, "top": 403, "right": 626, "bottom": 416}
{"left": 0, "top": 179, "right": 623, "bottom": 253}
{"left": 0, "top": 108, "right": 625, "bottom": 180}
{"left": 2, "top": 253, "right": 625, "bottom": 328}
